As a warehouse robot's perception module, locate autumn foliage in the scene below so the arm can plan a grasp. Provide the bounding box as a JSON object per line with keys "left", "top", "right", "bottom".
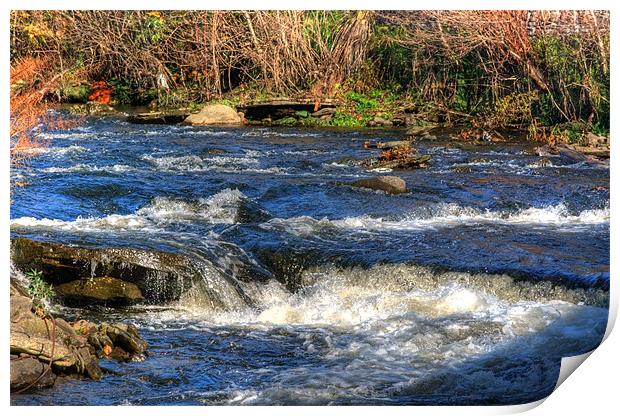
{"left": 10, "top": 57, "right": 75, "bottom": 166}
{"left": 88, "top": 81, "right": 113, "bottom": 104}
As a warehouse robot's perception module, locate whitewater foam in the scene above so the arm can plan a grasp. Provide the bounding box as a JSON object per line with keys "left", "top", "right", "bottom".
{"left": 263, "top": 203, "right": 609, "bottom": 236}
{"left": 10, "top": 189, "right": 255, "bottom": 233}
{"left": 42, "top": 164, "right": 138, "bottom": 174}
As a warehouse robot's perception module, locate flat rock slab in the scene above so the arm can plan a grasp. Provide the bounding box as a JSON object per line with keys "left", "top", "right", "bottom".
{"left": 351, "top": 176, "right": 407, "bottom": 195}
{"left": 238, "top": 98, "right": 339, "bottom": 120}
{"left": 11, "top": 238, "right": 197, "bottom": 304}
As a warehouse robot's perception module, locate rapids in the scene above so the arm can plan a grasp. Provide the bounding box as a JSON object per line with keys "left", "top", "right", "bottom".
{"left": 10, "top": 118, "right": 609, "bottom": 405}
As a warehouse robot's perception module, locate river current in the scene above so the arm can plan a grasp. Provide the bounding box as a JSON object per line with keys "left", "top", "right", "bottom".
{"left": 10, "top": 117, "right": 609, "bottom": 405}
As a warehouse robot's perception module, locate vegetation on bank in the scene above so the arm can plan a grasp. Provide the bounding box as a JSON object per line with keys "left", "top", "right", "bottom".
{"left": 10, "top": 10, "right": 609, "bottom": 144}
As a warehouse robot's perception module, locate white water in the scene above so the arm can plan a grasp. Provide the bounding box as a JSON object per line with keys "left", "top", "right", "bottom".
{"left": 10, "top": 188, "right": 248, "bottom": 232}
{"left": 262, "top": 202, "right": 609, "bottom": 236}
{"left": 137, "top": 263, "right": 607, "bottom": 405}
{"left": 12, "top": 191, "right": 609, "bottom": 236}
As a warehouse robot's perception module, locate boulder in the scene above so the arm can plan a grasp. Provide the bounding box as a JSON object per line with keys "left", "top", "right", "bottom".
{"left": 55, "top": 277, "right": 145, "bottom": 307}
{"left": 10, "top": 357, "right": 56, "bottom": 391}
{"left": 184, "top": 104, "right": 242, "bottom": 126}
{"left": 351, "top": 176, "right": 407, "bottom": 195}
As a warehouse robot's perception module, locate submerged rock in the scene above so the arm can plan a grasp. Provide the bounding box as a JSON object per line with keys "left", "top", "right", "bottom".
{"left": 351, "top": 176, "right": 407, "bottom": 195}
{"left": 184, "top": 104, "right": 242, "bottom": 125}
{"left": 11, "top": 238, "right": 197, "bottom": 304}
{"left": 453, "top": 165, "right": 473, "bottom": 173}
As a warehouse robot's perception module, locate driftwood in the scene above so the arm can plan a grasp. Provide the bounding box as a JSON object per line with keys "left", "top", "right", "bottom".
{"left": 364, "top": 140, "right": 412, "bottom": 150}
{"left": 364, "top": 154, "right": 431, "bottom": 170}
{"left": 126, "top": 111, "right": 189, "bottom": 125}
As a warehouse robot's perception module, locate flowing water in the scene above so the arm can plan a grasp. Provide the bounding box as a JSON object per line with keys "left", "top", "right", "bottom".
{"left": 10, "top": 118, "right": 609, "bottom": 405}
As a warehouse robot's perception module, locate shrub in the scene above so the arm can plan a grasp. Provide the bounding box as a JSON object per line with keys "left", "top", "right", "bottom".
{"left": 25, "top": 269, "right": 55, "bottom": 308}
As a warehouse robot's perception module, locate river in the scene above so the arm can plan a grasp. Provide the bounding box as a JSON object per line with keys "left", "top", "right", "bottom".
{"left": 10, "top": 117, "right": 609, "bottom": 405}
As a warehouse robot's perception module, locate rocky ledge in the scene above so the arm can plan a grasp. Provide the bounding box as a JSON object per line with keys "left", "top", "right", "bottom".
{"left": 10, "top": 279, "right": 148, "bottom": 393}
{"left": 11, "top": 237, "right": 197, "bottom": 306}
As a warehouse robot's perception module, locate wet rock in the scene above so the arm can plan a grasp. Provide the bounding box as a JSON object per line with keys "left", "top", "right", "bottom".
{"left": 405, "top": 126, "right": 432, "bottom": 137}
{"left": 10, "top": 357, "right": 56, "bottom": 391}
{"left": 200, "top": 147, "right": 228, "bottom": 156}
{"left": 376, "top": 140, "right": 412, "bottom": 150}
{"left": 11, "top": 238, "right": 197, "bottom": 304}
{"left": 103, "top": 323, "right": 149, "bottom": 360}
{"left": 351, "top": 176, "right": 407, "bottom": 195}
{"left": 184, "top": 104, "right": 242, "bottom": 126}
{"left": 453, "top": 165, "right": 473, "bottom": 173}
{"left": 55, "top": 277, "right": 145, "bottom": 307}
{"left": 531, "top": 158, "right": 552, "bottom": 168}
{"left": 421, "top": 133, "right": 438, "bottom": 141}
{"left": 10, "top": 276, "right": 149, "bottom": 392}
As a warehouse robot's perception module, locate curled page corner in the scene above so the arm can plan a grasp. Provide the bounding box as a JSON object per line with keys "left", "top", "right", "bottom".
{"left": 554, "top": 351, "right": 594, "bottom": 390}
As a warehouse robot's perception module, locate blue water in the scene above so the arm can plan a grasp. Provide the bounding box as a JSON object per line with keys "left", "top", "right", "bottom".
{"left": 11, "top": 117, "right": 609, "bottom": 405}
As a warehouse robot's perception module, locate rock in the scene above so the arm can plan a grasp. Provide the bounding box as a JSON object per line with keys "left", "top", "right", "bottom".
{"left": 55, "top": 277, "right": 145, "bottom": 307}
{"left": 372, "top": 116, "right": 393, "bottom": 127}
{"left": 200, "top": 147, "right": 228, "bottom": 156}
{"left": 183, "top": 104, "right": 242, "bottom": 126}
{"left": 10, "top": 270, "right": 149, "bottom": 393}
{"left": 351, "top": 176, "right": 407, "bottom": 195}
{"left": 376, "top": 140, "right": 412, "bottom": 150}
{"left": 272, "top": 116, "right": 297, "bottom": 126}
{"left": 11, "top": 238, "right": 198, "bottom": 304}
{"left": 585, "top": 132, "right": 609, "bottom": 147}
{"left": 311, "top": 107, "right": 336, "bottom": 117}
{"left": 104, "top": 323, "right": 149, "bottom": 358}
{"left": 453, "top": 165, "right": 473, "bottom": 173}
{"left": 531, "top": 158, "right": 552, "bottom": 168}
{"left": 406, "top": 126, "right": 432, "bottom": 137}
{"left": 10, "top": 357, "right": 56, "bottom": 391}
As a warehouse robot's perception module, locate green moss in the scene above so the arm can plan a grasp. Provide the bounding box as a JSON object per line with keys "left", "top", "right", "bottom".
{"left": 331, "top": 111, "right": 362, "bottom": 127}
{"left": 61, "top": 84, "right": 91, "bottom": 103}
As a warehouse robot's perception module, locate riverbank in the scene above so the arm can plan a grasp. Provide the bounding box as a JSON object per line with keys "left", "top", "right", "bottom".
{"left": 57, "top": 101, "right": 611, "bottom": 163}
